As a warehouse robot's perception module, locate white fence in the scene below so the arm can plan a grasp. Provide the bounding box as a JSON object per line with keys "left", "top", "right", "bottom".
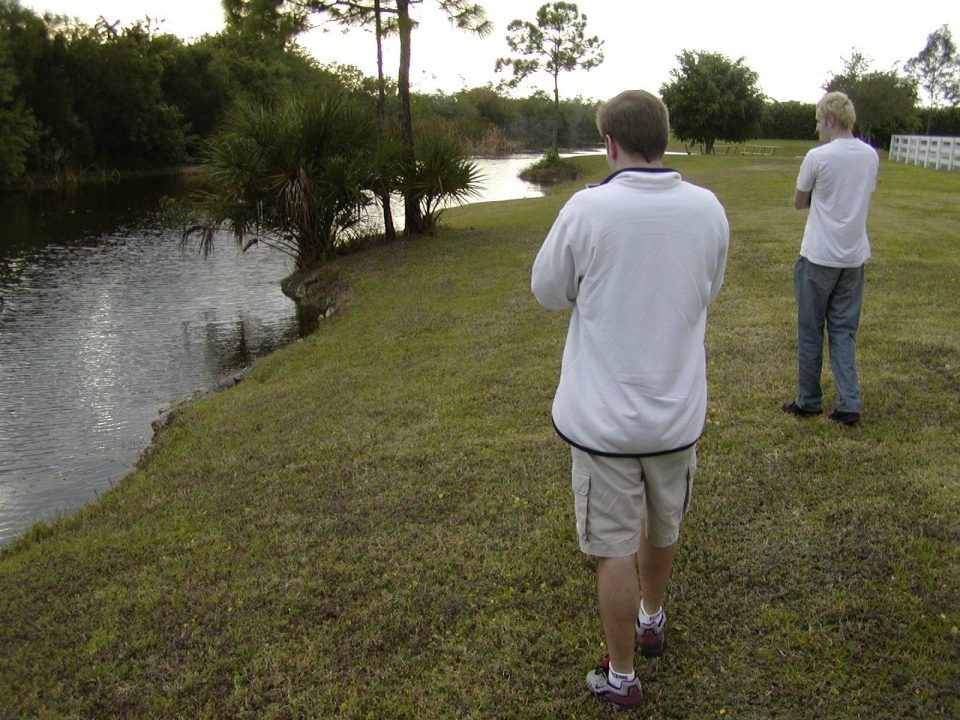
{"left": 888, "top": 135, "right": 960, "bottom": 171}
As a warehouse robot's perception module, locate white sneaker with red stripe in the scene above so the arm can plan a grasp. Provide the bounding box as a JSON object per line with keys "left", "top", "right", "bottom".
{"left": 585, "top": 656, "right": 643, "bottom": 710}
{"left": 635, "top": 607, "right": 666, "bottom": 657}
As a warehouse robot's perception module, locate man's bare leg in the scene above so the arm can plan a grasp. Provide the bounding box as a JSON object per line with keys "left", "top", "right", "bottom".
{"left": 637, "top": 532, "right": 677, "bottom": 614}
{"left": 596, "top": 555, "right": 641, "bottom": 672}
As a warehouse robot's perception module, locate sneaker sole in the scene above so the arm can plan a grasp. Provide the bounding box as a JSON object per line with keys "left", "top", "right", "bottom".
{"left": 636, "top": 627, "right": 666, "bottom": 657}
{"left": 639, "top": 642, "right": 665, "bottom": 658}
{"left": 782, "top": 401, "right": 822, "bottom": 417}
{"left": 593, "top": 688, "right": 644, "bottom": 710}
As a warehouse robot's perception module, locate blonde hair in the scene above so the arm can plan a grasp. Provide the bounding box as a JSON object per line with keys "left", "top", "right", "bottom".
{"left": 596, "top": 90, "right": 669, "bottom": 162}
{"left": 818, "top": 92, "right": 856, "bottom": 130}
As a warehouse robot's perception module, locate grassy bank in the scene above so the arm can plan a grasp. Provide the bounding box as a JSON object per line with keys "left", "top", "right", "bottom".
{"left": 2, "top": 149, "right": 958, "bottom": 719}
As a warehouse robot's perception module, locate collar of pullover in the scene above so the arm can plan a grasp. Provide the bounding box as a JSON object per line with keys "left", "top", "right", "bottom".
{"left": 590, "top": 167, "right": 680, "bottom": 188}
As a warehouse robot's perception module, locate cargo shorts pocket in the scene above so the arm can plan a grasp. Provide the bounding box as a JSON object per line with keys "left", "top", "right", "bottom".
{"left": 573, "top": 470, "right": 591, "bottom": 542}
{"left": 683, "top": 451, "right": 697, "bottom": 514}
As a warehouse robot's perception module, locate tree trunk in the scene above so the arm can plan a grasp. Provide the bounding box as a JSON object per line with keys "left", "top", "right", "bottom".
{"left": 374, "top": 0, "right": 396, "bottom": 241}
{"left": 552, "top": 70, "right": 560, "bottom": 155}
{"left": 396, "top": 0, "right": 425, "bottom": 235}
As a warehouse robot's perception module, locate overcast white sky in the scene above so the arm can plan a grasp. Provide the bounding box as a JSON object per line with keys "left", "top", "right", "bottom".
{"left": 22, "top": 0, "right": 960, "bottom": 104}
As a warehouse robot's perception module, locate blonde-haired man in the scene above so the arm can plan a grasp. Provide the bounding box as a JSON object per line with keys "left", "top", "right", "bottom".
{"left": 532, "top": 90, "right": 728, "bottom": 709}
{"left": 783, "top": 91, "right": 879, "bottom": 425}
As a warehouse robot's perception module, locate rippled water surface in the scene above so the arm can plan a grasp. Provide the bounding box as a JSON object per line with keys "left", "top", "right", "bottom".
{"left": 0, "top": 156, "right": 553, "bottom": 544}
{"left": 0, "top": 175, "right": 303, "bottom": 544}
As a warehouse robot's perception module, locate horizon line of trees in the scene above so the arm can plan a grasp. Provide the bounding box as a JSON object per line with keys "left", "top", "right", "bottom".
{"left": 661, "top": 25, "right": 960, "bottom": 154}
{"left": 3, "top": 1, "right": 960, "bottom": 188}
{"left": 0, "top": 0, "right": 611, "bottom": 188}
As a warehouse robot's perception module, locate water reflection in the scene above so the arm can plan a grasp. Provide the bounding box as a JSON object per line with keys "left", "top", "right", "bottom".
{"left": 472, "top": 154, "right": 547, "bottom": 202}
{"left": 0, "top": 176, "right": 302, "bottom": 544}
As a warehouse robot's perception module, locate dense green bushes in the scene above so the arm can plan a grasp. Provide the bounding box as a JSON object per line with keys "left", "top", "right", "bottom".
{"left": 0, "top": 29, "right": 35, "bottom": 180}
{"left": 0, "top": 0, "right": 341, "bottom": 186}
{"left": 918, "top": 106, "right": 960, "bottom": 135}
{"left": 1, "top": 4, "right": 195, "bottom": 180}
{"left": 414, "top": 86, "right": 602, "bottom": 154}
{"left": 518, "top": 149, "right": 581, "bottom": 185}
{"left": 759, "top": 101, "right": 817, "bottom": 140}
{"left": 759, "top": 102, "right": 960, "bottom": 144}
{"left": 0, "top": 0, "right": 604, "bottom": 187}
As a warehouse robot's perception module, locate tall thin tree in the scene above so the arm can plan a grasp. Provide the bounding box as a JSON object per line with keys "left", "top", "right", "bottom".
{"left": 370, "top": 0, "right": 396, "bottom": 240}
{"left": 905, "top": 25, "right": 960, "bottom": 134}
{"left": 495, "top": 2, "right": 603, "bottom": 154}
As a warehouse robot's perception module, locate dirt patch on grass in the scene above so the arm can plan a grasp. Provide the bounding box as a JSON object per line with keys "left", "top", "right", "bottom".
{"left": 280, "top": 265, "right": 352, "bottom": 319}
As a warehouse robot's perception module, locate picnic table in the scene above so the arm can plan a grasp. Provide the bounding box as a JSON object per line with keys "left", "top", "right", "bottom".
{"left": 739, "top": 144, "right": 779, "bottom": 156}
{"left": 710, "top": 144, "right": 780, "bottom": 156}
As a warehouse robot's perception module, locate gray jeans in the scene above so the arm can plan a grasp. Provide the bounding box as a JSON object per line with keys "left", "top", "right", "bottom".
{"left": 793, "top": 256, "right": 864, "bottom": 413}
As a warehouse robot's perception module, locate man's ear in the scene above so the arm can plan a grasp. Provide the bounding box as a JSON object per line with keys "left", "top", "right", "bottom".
{"left": 605, "top": 134, "right": 618, "bottom": 160}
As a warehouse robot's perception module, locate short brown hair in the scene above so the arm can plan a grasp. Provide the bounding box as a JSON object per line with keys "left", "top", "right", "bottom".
{"left": 818, "top": 91, "right": 856, "bottom": 130}
{"left": 596, "top": 90, "right": 670, "bottom": 162}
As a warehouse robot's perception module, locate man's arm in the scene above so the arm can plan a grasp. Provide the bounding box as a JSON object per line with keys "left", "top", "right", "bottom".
{"left": 531, "top": 215, "right": 579, "bottom": 310}
{"left": 795, "top": 150, "right": 815, "bottom": 209}
{"left": 708, "top": 214, "right": 730, "bottom": 306}
{"left": 531, "top": 242, "right": 578, "bottom": 310}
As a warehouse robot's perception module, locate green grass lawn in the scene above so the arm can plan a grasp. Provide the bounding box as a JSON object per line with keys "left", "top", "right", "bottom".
{"left": 2, "top": 149, "right": 958, "bottom": 719}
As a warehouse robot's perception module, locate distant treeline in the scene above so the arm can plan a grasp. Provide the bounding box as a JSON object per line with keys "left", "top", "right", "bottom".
{"left": 756, "top": 99, "right": 960, "bottom": 145}
{"left": 0, "top": 1, "right": 605, "bottom": 186}
{"left": 3, "top": 1, "right": 958, "bottom": 188}
{"left": 1, "top": 1, "right": 342, "bottom": 185}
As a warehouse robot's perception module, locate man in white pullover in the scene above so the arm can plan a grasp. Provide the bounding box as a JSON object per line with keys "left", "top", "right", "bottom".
{"left": 531, "top": 90, "right": 729, "bottom": 709}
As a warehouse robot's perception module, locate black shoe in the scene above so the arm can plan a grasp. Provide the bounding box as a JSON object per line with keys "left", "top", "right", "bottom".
{"left": 829, "top": 409, "right": 860, "bottom": 426}
{"left": 782, "top": 400, "right": 822, "bottom": 418}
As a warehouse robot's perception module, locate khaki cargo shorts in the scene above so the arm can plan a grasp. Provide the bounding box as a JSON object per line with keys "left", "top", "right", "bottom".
{"left": 570, "top": 444, "right": 697, "bottom": 557}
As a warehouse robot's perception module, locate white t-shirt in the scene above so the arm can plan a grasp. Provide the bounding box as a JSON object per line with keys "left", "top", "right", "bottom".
{"left": 796, "top": 138, "right": 879, "bottom": 268}
{"left": 531, "top": 168, "right": 729, "bottom": 456}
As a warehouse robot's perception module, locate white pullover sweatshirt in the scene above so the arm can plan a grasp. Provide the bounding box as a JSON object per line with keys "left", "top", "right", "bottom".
{"left": 532, "top": 168, "right": 729, "bottom": 456}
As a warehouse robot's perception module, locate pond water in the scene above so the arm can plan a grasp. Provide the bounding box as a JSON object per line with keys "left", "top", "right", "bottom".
{"left": 0, "top": 155, "right": 556, "bottom": 545}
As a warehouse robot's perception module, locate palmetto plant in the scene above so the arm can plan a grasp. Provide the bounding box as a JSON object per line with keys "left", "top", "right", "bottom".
{"left": 406, "top": 128, "right": 482, "bottom": 230}
{"left": 182, "top": 91, "right": 400, "bottom": 269}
